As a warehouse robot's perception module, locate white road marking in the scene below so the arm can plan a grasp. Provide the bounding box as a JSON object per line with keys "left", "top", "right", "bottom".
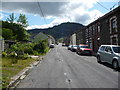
{"left": 64, "top": 73, "right": 67, "bottom": 75}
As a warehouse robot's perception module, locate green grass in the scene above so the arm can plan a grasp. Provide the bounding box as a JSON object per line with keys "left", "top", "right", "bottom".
{"left": 2, "top": 57, "right": 36, "bottom": 88}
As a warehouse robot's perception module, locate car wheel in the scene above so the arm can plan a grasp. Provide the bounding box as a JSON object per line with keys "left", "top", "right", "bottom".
{"left": 77, "top": 51, "right": 79, "bottom": 55}
{"left": 97, "top": 56, "right": 101, "bottom": 63}
{"left": 89, "top": 53, "right": 92, "bottom": 56}
{"left": 112, "top": 60, "right": 119, "bottom": 70}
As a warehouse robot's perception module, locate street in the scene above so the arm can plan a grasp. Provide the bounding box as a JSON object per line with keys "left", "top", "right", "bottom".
{"left": 17, "top": 44, "right": 118, "bottom": 88}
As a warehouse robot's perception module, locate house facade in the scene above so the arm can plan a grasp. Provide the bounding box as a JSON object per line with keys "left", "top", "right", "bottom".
{"left": 66, "top": 6, "right": 120, "bottom": 54}
{"left": 85, "top": 6, "right": 120, "bottom": 53}
{"left": 76, "top": 27, "right": 86, "bottom": 45}
{"left": 70, "top": 33, "right": 76, "bottom": 45}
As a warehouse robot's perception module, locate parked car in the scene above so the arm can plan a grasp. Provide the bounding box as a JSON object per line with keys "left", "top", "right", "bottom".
{"left": 76, "top": 44, "right": 92, "bottom": 56}
{"left": 71, "top": 45, "right": 79, "bottom": 52}
{"left": 97, "top": 45, "right": 120, "bottom": 70}
{"left": 49, "top": 44, "right": 55, "bottom": 48}
{"left": 62, "top": 43, "right": 65, "bottom": 46}
{"left": 68, "top": 45, "right": 72, "bottom": 50}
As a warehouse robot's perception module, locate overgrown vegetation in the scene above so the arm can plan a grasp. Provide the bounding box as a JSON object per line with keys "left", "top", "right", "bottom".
{"left": 1, "top": 13, "right": 50, "bottom": 88}
{"left": 2, "top": 57, "right": 36, "bottom": 88}
{"left": 1, "top": 39, "right": 49, "bottom": 88}
{"left": 4, "top": 39, "right": 49, "bottom": 55}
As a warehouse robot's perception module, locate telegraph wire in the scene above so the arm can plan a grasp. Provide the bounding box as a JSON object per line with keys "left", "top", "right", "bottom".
{"left": 110, "top": 2, "right": 118, "bottom": 10}
{"left": 37, "top": 0, "right": 48, "bottom": 25}
{"left": 95, "top": 1, "right": 109, "bottom": 11}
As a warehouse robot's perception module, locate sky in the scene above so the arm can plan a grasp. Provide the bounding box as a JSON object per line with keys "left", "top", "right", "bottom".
{"left": 0, "top": 0, "right": 120, "bottom": 30}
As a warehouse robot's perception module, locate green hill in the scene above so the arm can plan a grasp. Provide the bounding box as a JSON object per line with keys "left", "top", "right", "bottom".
{"left": 28, "top": 22, "right": 85, "bottom": 40}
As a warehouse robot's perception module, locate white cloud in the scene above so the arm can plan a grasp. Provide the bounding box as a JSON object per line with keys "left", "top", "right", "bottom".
{"left": 0, "top": 13, "right": 8, "bottom": 20}
{"left": 26, "top": 17, "right": 70, "bottom": 30}
{"left": 0, "top": 13, "right": 4, "bottom": 19}
{"left": 2, "top": 0, "right": 104, "bottom": 29}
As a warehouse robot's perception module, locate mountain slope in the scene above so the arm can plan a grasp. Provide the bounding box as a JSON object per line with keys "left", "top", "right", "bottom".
{"left": 28, "top": 22, "right": 84, "bottom": 40}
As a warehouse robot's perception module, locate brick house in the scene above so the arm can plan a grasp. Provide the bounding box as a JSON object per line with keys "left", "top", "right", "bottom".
{"left": 63, "top": 35, "right": 71, "bottom": 46}
{"left": 76, "top": 27, "right": 86, "bottom": 45}
{"left": 64, "top": 6, "right": 120, "bottom": 54}
{"left": 85, "top": 20, "right": 101, "bottom": 53}
{"left": 85, "top": 6, "right": 120, "bottom": 53}
{"left": 99, "top": 6, "right": 120, "bottom": 46}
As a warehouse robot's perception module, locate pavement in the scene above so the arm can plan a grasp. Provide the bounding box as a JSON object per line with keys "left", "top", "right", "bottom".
{"left": 15, "top": 44, "right": 119, "bottom": 88}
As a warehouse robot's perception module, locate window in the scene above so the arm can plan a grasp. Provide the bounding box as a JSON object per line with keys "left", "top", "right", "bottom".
{"left": 97, "top": 22, "right": 100, "bottom": 33}
{"left": 113, "top": 47, "right": 120, "bottom": 53}
{"left": 92, "top": 25, "right": 95, "bottom": 35}
{"left": 110, "top": 17, "right": 117, "bottom": 34}
{"left": 110, "top": 35, "right": 118, "bottom": 45}
{"left": 80, "top": 46, "right": 89, "bottom": 48}
{"left": 98, "top": 25, "right": 100, "bottom": 32}
{"left": 105, "top": 46, "right": 112, "bottom": 52}
{"left": 111, "top": 19, "right": 117, "bottom": 29}
{"left": 100, "top": 46, "right": 106, "bottom": 51}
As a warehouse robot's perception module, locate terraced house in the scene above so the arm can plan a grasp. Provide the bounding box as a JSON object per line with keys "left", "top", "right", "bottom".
{"left": 75, "top": 6, "right": 120, "bottom": 54}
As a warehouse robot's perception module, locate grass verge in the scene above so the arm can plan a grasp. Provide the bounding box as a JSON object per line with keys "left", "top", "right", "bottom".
{"left": 2, "top": 57, "right": 36, "bottom": 88}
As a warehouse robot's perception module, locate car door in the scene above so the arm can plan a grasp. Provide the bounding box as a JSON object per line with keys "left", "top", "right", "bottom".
{"left": 104, "top": 46, "right": 113, "bottom": 63}
{"left": 98, "top": 46, "right": 106, "bottom": 61}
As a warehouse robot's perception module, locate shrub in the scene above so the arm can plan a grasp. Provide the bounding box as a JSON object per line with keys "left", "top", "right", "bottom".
{"left": 23, "top": 53, "right": 29, "bottom": 59}
{"left": 9, "top": 39, "right": 49, "bottom": 56}
{"left": 33, "top": 39, "right": 48, "bottom": 54}
{"left": 2, "top": 52, "right": 7, "bottom": 57}
{"left": 10, "top": 43, "right": 34, "bottom": 55}
{"left": 9, "top": 52, "right": 17, "bottom": 57}
{"left": 33, "top": 51, "right": 39, "bottom": 56}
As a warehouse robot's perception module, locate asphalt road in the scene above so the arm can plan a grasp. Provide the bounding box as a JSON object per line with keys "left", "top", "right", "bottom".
{"left": 17, "top": 44, "right": 119, "bottom": 88}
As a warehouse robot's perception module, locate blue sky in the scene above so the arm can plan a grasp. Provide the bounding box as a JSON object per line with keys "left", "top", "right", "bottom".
{"left": 1, "top": 0, "right": 120, "bottom": 29}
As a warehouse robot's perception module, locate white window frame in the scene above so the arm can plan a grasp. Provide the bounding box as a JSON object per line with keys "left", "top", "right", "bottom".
{"left": 110, "top": 16, "right": 117, "bottom": 34}
{"left": 110, "top": 34, "right": 118, "bottom": 45}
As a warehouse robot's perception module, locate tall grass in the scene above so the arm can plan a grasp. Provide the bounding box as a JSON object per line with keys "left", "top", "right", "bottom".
{"left": 2, "top": 57, "right": 36, "bottom": 88}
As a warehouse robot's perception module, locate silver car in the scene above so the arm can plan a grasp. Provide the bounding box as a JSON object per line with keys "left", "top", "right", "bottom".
{"left": 68, "top": 45, "right": 72, "bottom": 50}
{"left": 97, "top": 45, "right": 120, "bottom": 70}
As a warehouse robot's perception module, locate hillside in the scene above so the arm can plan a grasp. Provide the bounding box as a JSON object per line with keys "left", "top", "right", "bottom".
{"left": 28, "top": 22, "right": 85, "bottom": 40}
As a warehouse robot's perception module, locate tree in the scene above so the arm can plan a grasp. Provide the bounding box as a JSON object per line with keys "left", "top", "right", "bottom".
{"left": 2, "top": 20, "right": 30, "bottom": 41}
{"left": 2, "top": 28, "right": 14, "bottom": 40}
{"left": 17, "top": 14, "right": 29, "bottom": 27}
{"left": 6, "top": 13, "right": 17, "bottom": 23}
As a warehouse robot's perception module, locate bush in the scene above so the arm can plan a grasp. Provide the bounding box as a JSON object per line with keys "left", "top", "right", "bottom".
{"left": 33, "top": 39, "right": 48, "bottom": 54}
{"left": 33, "top": 51, "right": 39, "bottom": 56}
{"left": 9, "top": 39, "right": 49, "bottom": 56}
{"left": 23, "top": 53, "right": 29, "bottom": 59}
{"left": 2, "top": 52, "right": 7, "bottom": 57}
{"left": 10, "top": 43, "right": 34, "bottom": 55}
{"left": 9, "top": 52, "right": 17, "bottom": 57}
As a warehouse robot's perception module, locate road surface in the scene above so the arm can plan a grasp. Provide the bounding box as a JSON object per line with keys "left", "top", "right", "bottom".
{"left": 17, "top": 44, "right": 118, "bottom": 88}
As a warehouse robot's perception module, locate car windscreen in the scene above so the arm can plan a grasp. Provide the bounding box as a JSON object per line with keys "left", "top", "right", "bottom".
{"left": 113, "top": 47, "right": 120, "bottom": 53}
{"left": 73, "top": 45, "right": 78, "bottom": 47}
{"left": 80, "top": 46, "right": 89, "bottom": 48}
